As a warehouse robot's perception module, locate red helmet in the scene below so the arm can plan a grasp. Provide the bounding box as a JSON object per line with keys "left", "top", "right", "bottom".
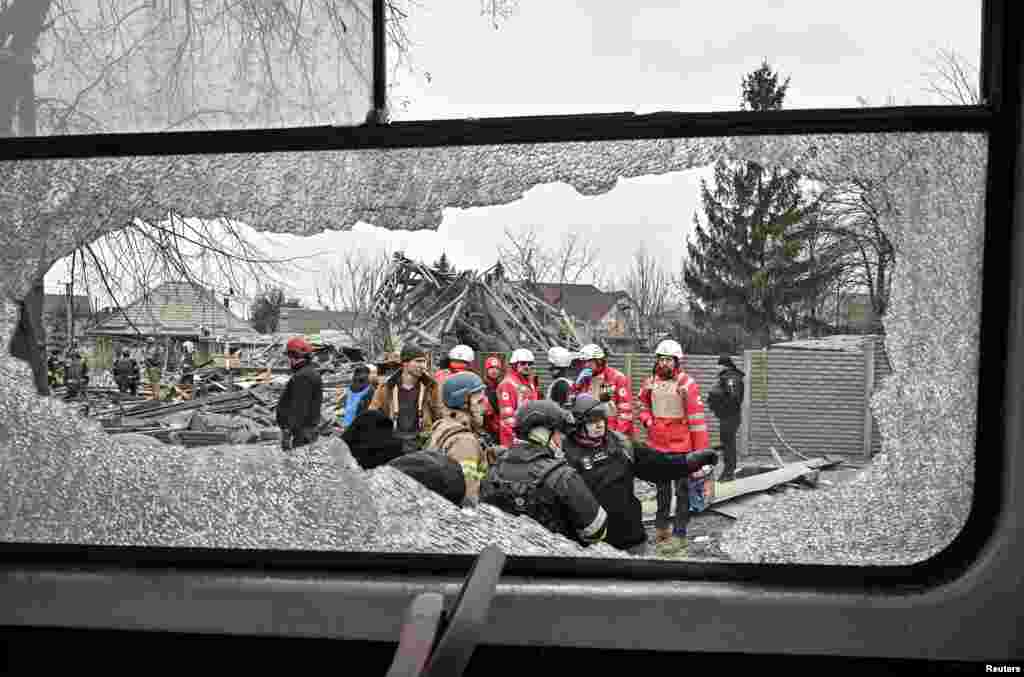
{"left": 286, "top": 336, "right": 314, "bottom": 355}
{"left": 484, "top": 356, "right": 503, "bottom": 370}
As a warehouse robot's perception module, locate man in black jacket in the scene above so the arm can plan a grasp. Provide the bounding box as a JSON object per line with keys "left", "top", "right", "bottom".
{"left": 710, "top": 355, "right": 745, "bottom": 482}
{"left": 276, "top": 336, "right": 323, "bottom": 450}
{"left": 562, "top": 394, "right": 718, "bottom": 556}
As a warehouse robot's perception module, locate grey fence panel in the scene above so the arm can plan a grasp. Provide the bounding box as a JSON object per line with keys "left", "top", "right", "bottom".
{"left": 871, "top": 337, "right": 893, "bottom": 457}
{"left": 746, "top": 348, "right": 868, "bottom": 461}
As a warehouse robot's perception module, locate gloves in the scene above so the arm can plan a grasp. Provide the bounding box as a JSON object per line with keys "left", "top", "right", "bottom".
{"left": 574, "top": 368, "right": 593, "bottom": 386}
{"left": 599, "top": 383, "right": 614, "bottom": 402}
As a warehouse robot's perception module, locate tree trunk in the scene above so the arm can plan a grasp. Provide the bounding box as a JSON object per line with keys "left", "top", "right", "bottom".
{"left": 0, "top": 0, "right": 54, "bottom": 137}
{"left": 9, "top": 278, "right": 50, "bottom": 395}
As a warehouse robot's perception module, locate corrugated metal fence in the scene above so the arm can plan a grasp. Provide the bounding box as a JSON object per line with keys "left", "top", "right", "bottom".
{"left": 470, "top": 337, "right": 888, "bottom": 462}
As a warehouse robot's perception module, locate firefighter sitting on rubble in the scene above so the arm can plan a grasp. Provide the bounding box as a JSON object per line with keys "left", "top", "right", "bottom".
{"left": 480, "top": 400, "right": 608, "bottom": 547}
{"left": 276, "top": 336, "right": 324, "bottom": 450}
{"left": 562, "top": 394, "right": 718, "bottom": 557}
{"left": 429, "top": 372, "right": 495, "bottom": 506}
{"left": 113, "top": 348, "right": 140, "bottom": 396}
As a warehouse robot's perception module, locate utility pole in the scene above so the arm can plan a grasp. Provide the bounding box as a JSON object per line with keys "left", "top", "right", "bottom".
{"left": 65, "top": 280, "right": 73, "bottom": 351}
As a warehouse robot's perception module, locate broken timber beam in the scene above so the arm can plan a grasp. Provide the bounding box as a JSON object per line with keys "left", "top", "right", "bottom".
{"left": 709, "top": 458, "right": 838, "bottom": 506}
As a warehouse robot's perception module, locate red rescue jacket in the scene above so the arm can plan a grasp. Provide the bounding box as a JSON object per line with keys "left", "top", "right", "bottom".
{"left": 637, "top": 369, "right": 709, "bottom": 453}
{"left": 496, "top": 370, "right": 540, "bottom": 448}
{"left": 572, "top": 365, "right": 635, "bottom": 436}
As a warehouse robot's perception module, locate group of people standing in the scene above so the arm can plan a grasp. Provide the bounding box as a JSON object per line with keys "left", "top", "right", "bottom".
{"left": 275, "top": 336, "right": 745, "bottom": 558}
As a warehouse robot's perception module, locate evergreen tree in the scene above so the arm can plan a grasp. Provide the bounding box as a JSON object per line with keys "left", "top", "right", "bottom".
{"left": 684, "top": 60, "right": 845, "bottom": 347}
{"left": 433, "top": 252, "right": 453, "bottom": 274}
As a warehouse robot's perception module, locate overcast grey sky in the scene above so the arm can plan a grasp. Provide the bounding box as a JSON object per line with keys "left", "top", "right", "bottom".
{"left": 45, "top": 1, "right": 981, "bottom": 312}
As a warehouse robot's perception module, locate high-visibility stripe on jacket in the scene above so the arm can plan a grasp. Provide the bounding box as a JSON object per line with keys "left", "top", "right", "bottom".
{"left": 637, "top": 369, "right": 709, "bottom": 453}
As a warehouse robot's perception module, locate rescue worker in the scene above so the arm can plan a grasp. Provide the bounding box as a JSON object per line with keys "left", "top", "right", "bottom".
{"left": 368, "top": 343, "right": 444, "bottom": 453}
{"left": 708, "top": 354, "right": 745, "bottom": 482}
{"left": 496, "top": 348, "right": 540, "bottom": 448}
{"left": 339, "top": 364, "right": 374, "bottom": 429}
{"left": 562, "top": 394, "right": 718, "bottom": 556}
{"left": 482, "top": 355, "right": 504, "bottom": 440}
{"left": 480, "top": 399, "right": 608, "bottom": 546}
{"left": 178, "top": 340, "right": 196, "bottom": 400}
{"left": 47, "top": 349, "right": 63, "bottom": 388}
{"left": 63, "top": 348, "right": 89, "bottom": 399}
{"left": 366, "top": 363, "right": 380, "bottom": 389}
{"left": 572, "top": 343, "right": 635, "bottom": 436}
{"left": 276, "top": 336, "right": 324, "bottom": 450}
{"left": 429, "top": 372, "right": 494, "bottom": 505}
{"left": 112, "top": 348, "right": 140, "bottom": 395}
{"left": 546, "top": 346, "right": 578, "bottom": 408}
{"left": 143, "top": 337, "right": 164, "bottom": 400}
{"left": 637, "top": 339, "right": 710, "bottom": 557}
{"left": 434, "top": 344, "right": 476, "bottom": 386}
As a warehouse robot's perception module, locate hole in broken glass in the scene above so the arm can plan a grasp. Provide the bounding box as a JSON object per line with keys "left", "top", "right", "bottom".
{"left": 0, "top": 131, "right": 985, "bottom": 565}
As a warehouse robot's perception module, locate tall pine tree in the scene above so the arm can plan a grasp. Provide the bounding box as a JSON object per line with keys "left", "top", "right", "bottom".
{"left": 684, "top": 60, "right": 844, "bottom": 347}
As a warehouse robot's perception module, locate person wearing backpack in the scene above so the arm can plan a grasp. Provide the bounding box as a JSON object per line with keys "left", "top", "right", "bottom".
{"left": 709, "top": 354, "right": 745, "bottom": 482}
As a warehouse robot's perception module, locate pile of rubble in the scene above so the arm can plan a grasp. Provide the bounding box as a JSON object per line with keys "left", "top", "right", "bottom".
{"left": 372, "top": 253, "right": 581, "bottom": 353}
{"left": 95, "top": 387, "right": 286, "bottom": 447}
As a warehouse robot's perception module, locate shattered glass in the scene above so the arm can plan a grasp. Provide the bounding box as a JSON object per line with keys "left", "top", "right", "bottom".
{"left": 0, "top": 131, "right": 985, "bottom": 564}
{"left": 14, "top": 0, "right": 373, "bottom": 136}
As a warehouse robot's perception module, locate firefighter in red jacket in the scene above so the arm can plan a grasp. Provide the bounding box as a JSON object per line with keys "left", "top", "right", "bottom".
{"left": 434, "top": 344, "right": 476, "bottom": 386}
{"left": 637, "top": 338, "right": 710, "bottom": 557}
{"left": 572, "top": 344, "right": 635, "bottom": 437}
{"left": 496, "top": 348, "right": 540, "bottom": 448}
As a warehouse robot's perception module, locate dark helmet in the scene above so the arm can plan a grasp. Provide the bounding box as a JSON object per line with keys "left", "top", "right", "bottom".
{"left": 443, "top": 371, "right": 485, "bottom": 410}
{"left": 514, "top": 399, "right": 575, "bottom": 439}
{"left": 570, "top": 393, "right": 611, "bottom": 427}
{"left": 122, "top": 349, "right": 130, "bottom": 357}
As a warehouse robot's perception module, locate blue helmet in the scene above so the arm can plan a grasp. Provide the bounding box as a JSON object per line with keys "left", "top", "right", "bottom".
{"left": 443, "top": 371, "right": 486, "bottom": 410}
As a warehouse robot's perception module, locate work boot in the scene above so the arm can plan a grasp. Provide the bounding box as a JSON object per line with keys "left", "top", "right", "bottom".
{"left": 655, "top": 535, "right": 688, "bottom": 558}
{"left": 719, "top": 467, "right": 736, "bottom": 483}
{"left": 654, "top": 527, "right": 672, "bottom": 544}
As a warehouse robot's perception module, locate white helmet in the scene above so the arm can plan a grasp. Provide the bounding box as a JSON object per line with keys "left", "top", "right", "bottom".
{"left": 509, "top": 348, "right": 535, "bottom": 365}
{"left": 547, "top": 346, "right": 574, "bottom": 369}
{"left": 579, "top": 344, "right": 605, "bottom": 361}
{"left": 655, "top": 339, "right": 683, "bottom": 359}
{"left": 448, "top": 344, "right": 475, "bottom": 363}
{"left": 183, "top": 340, "right": 195, "bottom": 352}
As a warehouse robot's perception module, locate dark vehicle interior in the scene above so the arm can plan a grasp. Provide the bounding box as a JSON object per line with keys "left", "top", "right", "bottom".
{"left": 0, "top": 0, "right": 1021, "bottom": 674}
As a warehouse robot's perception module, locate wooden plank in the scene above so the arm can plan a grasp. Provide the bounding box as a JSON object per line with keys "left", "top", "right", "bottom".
{"left": 709, "top": 458, "right": 835, "bottom": 506}
{"left": 708, "top": 492, "right": 777, "bottom": 519}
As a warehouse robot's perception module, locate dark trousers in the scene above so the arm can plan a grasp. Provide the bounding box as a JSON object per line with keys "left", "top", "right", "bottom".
{"left": 720, "top": 416, "right": 741, "bottom": 476}
{"left": 655, "top": 478, "right": 689, "bottom": 535}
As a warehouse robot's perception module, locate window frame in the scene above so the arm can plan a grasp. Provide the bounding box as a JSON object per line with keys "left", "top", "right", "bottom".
{"left": 0, "top": 0, "right": 1020, "bottom": 661}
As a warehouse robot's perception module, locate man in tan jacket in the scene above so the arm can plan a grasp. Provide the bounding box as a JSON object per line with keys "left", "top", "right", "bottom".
{"left": 368, "top": 344, "right": 444, "bottom": 453}
{"left": 429, "top": 371, "right": 494, "bottom": 506}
